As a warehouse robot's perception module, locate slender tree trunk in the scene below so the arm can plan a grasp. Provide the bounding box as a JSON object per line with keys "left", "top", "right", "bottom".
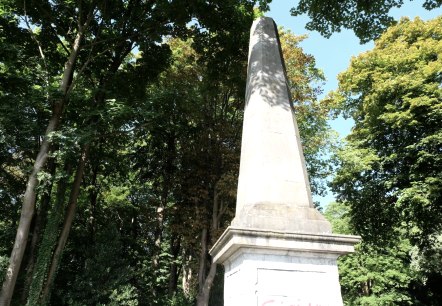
{"left": 197, "top": 190, "right": 223, "bottom": 306}
{"left": 88, "top": 160, "right": 99, "bottom": 242}
{"left": 197, "top": 228, "right": 208, "bottom": 291}
{"left": 39, "top": 145, "right": 89, "bottom": 305}
{"left": 182, "top": 254, "right": 192, "bottom": 298}
{"left": 0, "top": 101, "right": 63, "bottom": 306}
{"left": 26, "top": 162, "right": 73, "bottom": 306}
{"left": 0, "top": 18, "right": 89, "bottom": 305}
{"left": 150, "top": 204, "right": 165, "bottom": 299}
{"left": 151, "top": 134, "right": 176, "bottom": 298}
{"left": 20, "top": 159, "right": 56, "bottom": 304}
{"left": 196, "top": 262, "right": 217, "bottom": 306}
{"left": 168, "top": 236, "right": 181, "bottom": 296}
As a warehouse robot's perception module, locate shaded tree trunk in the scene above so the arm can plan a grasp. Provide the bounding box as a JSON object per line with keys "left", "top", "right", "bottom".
{"left": 39, "top": 145, "right": 90, "bottom": 305}
{"left": 88, "top": 159, "right": 100, "bottom": 242}
{"left": 26, "top": 162, "right": 73, "bottom": 306}
{"left": 168, "top": 236, "right": 181, "bottom": 296}
{"left": 20, "top": 159, "right": 56, "bottom": 304}
{"left": 197, "top": 228, "right": 208, "bottom": 292}
{"left": 196, "top": 262, "right": 217, "bottom": 306}
{"left": 0, "top": 101, "right": 64, "bottom": 306}
{"left": 0, "top": 14, "right": 91, "bottom": 304}
{"left": 152, "top": 134, "right": 176, "bottom": 298}
{"left": 197, "top": 191, "right": 223, "bottom": 306}
{"left": 182, "top": 253, "right": 193, "bottom": 298}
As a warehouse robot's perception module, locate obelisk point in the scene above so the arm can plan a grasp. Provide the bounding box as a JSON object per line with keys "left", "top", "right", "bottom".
{"left": 231, "top": 16, "right": 331, "bottom": 233}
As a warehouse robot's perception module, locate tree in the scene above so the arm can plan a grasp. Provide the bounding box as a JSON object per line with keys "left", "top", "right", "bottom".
{"left": 279, "top": 28, "right": 338, "bottom": 198}
{"left": 123, "top": 27, "right": 335, "bottom": 306}
{"left": 136, "top": 34, "right": 249, "bottom": 306}
{"left": 330, "top": 16, "right": 442, "bottom": 303}
{"left": 0, "top": 2, "right": 342, "bottom": 304}
{"left": 0, "top": 1, "right": 272, "bottom": 304}
{"left": 324, "top": 202, "right": 418, "bottom": 305}
{"left": 331, "top": 16, "right": 442, "bottom": 246}
{"left": 0, "top": 6, "right": 49, "bottom": 292}
{"left": 291, "top": 0, "right": 442, "bottom": 43}
{"left": 1, "top": 0, "right": 175, "bottom": 303}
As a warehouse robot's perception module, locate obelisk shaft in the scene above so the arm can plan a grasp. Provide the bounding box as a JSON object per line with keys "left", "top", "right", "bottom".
{"left": 209, "top": 17, "right": 360, "bottom": 306}
{"left": 231, "top": 17, "right": 331, "bottom": 233}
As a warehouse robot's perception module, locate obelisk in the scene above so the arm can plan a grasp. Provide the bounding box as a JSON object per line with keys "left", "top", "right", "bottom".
{"left": 210, "top": 17, "right": 360, "bottom": 305}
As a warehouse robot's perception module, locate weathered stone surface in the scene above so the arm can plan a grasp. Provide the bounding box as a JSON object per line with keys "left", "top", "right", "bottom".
{"left": 211, "top": 227, "right": 360, "bottom": 305}
{"left": 224, "top": 248, "right": 344, "bottom": 305}
{"left": 211, "top": 227, "right": 359, "bottom": 265}
{"left": 230, "top": 16, "right": 330, "bottom": 233}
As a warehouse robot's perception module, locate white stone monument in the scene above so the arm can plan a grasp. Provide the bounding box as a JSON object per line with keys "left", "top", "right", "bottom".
{"left": 209, "top": 17, "right": 360, "bottom": 306}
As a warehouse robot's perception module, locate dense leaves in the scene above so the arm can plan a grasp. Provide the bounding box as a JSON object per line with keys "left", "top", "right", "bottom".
{"left": 329, "top": 16, "right": 442, "bottom": 305}
{"left": 0, "top": 6, "right": 338, "bottom": 304}
{"left": 332, "top": 16, "right": 442, "bottom": 246}
{"left": 291, "top": 0, "right": 442, "bottom": 43}
{"left": 279, "top": 29, "right": 337, "bottom": 197}
{"left": 1, "top": 0, "right": 380, "bottom": 305}
{"left": 0, "top": 1, "right": 268, "bottom": 305}
{"left": 325, "top": 202, "right": 418, "bottom": 305}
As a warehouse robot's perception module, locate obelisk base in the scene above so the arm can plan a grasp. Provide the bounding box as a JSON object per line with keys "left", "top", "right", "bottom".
{"left": 210, "top": 227, "right": 360, "bottom": 306}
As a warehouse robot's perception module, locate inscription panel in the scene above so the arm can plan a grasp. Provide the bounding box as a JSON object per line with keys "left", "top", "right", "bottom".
{"left": 256, "top": 268, "right": 328, "bottom": 306}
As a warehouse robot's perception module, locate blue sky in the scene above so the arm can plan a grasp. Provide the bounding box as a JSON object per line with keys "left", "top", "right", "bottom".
{"left": 267, "top": 1, "right": 441, "bottom": 207}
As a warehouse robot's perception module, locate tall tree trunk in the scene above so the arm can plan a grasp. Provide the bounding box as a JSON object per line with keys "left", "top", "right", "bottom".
{"left": 88, "top": 159, "right": 100, "bottom": 242}
{"left": 20, "top": 159, "right": 57, "bottom": 304}
{"left": 197, "top": 228, "right": 208, "bottom": 292}
{"left": 151, "top": 204, "right": 165, "bottom": 299}
{"left": 196, "top": 262, "right": 217, "bottom": 306}
{"left": 0, "top": 101, "right": 63, "bottom": 306}
{"left": 39, "top": 145, "right": 90, "bottom": 305}
{"left": 168, "top": 236, "right": 181, "bottom": 296}
{"left": 0, "top": 17, "right": 90, "bottom": 305}
{"left": 182, "top": 253, "right": 193, "bottom": 298}
{"left": 151, "top": 134, "right": 176, "bottom": 298}
{"left": 197, "top": 190, "right": 223, "bottom": 306}
{"left": 26, "top": 163, "right": 73, "bottom": 306}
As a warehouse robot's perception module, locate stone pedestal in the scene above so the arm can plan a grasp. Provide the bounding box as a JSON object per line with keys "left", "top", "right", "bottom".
{"left": 211, "top": 227, "right": 360, "bottom": 306}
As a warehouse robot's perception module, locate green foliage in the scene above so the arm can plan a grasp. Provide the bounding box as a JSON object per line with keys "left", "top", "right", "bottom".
{"left": 291, "top": 0, "right": 442, "bottom": 43}
{"left": 53, "top": 225, "right": 136, "bottom": 305}
{"left": 325, "top": 202, "right": 418, "bottom": 305}
{"left": 323, "top": 202, "right": 353, "bottom": 235}
{"left": 0, "top": 1, "right": 347, "bottom": 304}
{"left": 329, "top": 16, "right": 442, "bottom": 305}
{"left": 279, "top": 29, "right": 338, "bottom": 197}
{"left": 339, "top": 244, "right": 416, "bottom": 305}
{"left": 0, "top": 255, "right": 8, "bottom": 284}
{"left": 331, "top": 16, "right": 442, "bottom": 246}
{"left": 107, "top": 285, "right": 139, "bottom": 306}
{"left": 27, "top": 208, "right": 63, "bottom": 305}
{"left": 167, "top": 293, "right": 195, "bottom": 306}
{"left": 0, "top": 2, "right": 50, "bottom": 209}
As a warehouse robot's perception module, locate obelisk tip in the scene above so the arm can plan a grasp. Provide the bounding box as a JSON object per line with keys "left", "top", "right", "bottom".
{"left": 232, "top": 16, "right": 332, "bottom": 234}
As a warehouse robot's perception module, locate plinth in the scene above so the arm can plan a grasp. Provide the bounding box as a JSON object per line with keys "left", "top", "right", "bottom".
{"left": 211, "top": 227, "right": 359, "bottom": 305}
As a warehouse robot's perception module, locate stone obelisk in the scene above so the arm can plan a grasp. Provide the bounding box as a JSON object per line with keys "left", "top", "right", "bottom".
{"left": 210, "top": 17, "right": 360, "bottom": 305}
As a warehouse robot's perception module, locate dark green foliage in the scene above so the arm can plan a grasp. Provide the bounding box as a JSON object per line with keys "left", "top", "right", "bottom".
{"left": 0, "top": 0, "right": 347, "bottom": 304}
{"left": 53, "top": 225, "right": 137, "bottom": 305}
{"left": 291, "top": 0, "right": 442, "bottom": 43}
{"left": 0, "top": 4, "right": 48, "bottom": 226}
{"left": 329, "top": 16, "right": 442, "bottom": 305}
{"left": 331, "top": 16, "right": 442, "bottom": 246}
{"left": 325, "top": 202, "right": 417, "bottom": 305}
